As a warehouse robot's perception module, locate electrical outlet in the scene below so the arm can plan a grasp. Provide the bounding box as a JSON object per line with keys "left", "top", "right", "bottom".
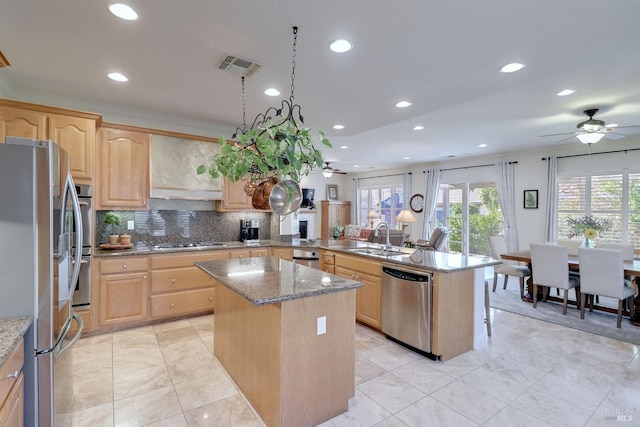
{"left": 127, "top": 220, "right": 134, "bottom": 230}
{"left": 317, "top": 316, "right": 326, "bottom": 335}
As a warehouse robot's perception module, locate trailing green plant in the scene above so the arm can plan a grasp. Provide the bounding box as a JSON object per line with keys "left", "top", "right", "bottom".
{"left": 104, "top": 211, "right": 122, "bottom": 236}
{"left": 197, "top": 119, "right": 331, "bottom": 185}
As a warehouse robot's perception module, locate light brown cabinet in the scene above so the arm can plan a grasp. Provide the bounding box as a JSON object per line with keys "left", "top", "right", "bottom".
{"left": 0, "top": 101, "right": 100, "bottom": 184}
{"left": 98, "top": 257, "right": 150, "bottom": 327}
{"left": 320, "top": 250, "right": 335, "bottom": 274}
{"left": 215, "top": 177, "right": 272, "bottom": 212}
{"left": 333, "top": 252, "right": 381, "bottom": 329}
{"left": 270, "top": 247, "right": 293, "bottom": 261}
{"left": 149, "top": 251, "right": 227, "bottom": 318}
{"left": 97, "top": 126, "right": 150, "bottom": 210}
{"left": 0, "top": 339, "right": 24, "bottom": 427}
{"left": 321, "top": 200, "right": 350, "bottom": 239}
{"left": 229, "top": 248, "right": 270, "bottom": 259}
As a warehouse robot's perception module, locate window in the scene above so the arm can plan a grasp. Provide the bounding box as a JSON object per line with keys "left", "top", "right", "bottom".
{"left": 433, "top": 182, "right": 503, "bottom": 256}
{"left": 557, "top": 171, "right": 640, "bottom": 245}
{"left": 358, "top": 184, "right": 404, "bottom": 228}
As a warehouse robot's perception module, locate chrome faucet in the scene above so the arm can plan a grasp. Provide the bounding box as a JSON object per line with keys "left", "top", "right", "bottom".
{"left": 374, "top": 222, "right": 392, "bottom": 252}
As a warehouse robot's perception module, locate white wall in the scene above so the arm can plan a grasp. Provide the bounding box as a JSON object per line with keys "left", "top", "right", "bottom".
{"left": 345, "top": 136, "right": 640, "bottom": 250}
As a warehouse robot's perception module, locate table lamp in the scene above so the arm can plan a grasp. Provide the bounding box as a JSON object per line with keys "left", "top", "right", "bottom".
{"left": 396, "top": 209, "right": 417, "bottom": 232}
{"left": 367, "top": 210, "right": 377, "bottom": 228}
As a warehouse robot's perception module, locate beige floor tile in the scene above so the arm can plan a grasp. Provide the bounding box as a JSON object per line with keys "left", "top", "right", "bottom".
{"left": 70, "top": 402, "right": 114, "bottom": 427}
{"left": 69, "top": 373, "right": 114, "bottom": 412}
{"left": 395, "top": 396, "right": 478, "bottom": 427}
{"left": 145, "top": 413, "right": 189, "bottom": 427}
{"left": 165, "top": 352, "right": 222, "bottom": 384}
{"left": 69, "top": 353, "right": 113, "bottom": 382}
{"left": 484, "top": 405, "right": 552, "bottom": 427}
{"left": 112, "top": 332, "right": 159, "bottom": 353}
{"left": 188, "top": 314, "right": 215, "bottom": 333}
{"left": 358, "top": 372, "right": 425, "bottom": 414}
{"left": 113, "top": 346, "right": 166, "bottom": 376}
{"left": 430, "top": 380, "right": 506, "bottom": 424}
{"left": 159, "top": 335, "right": 210, "bottom": 363}
{"left": 113, "top": 363, "right": 173, "bottom": 400}
{"left": 73, "top": 332, "right": 113, "bottom": 349}
{"left": 458, "top": 365, "right": 531, "bottom": 404}
{"left": 359, "top": 342, "right": 421, "bottom": 371}
{"left": 114, "top": 385, "right": 183, "bottom": 427}
{"left": 155, "top": 325, "right": 201, "bottom": 346}
{"left": 355, "top": 353, "right": 386, "bottom": 385}
{"left": 184, "top": 394, "right": 262, "bottom": 427}
{"left": 371, "top": 416, "right": 410, "bottom": 427}
{"left": 70, "top": 339, "right": 112, "bottom": 365}
{"left": 390, "top": 358, "right": 455, "bottom": 394}
{"left": 152, "top": 318, "right": 193, "bottom": 333}
{"left": 317, "top": 390, "right": 391, "bottom": 427}
{"left": 173, "top": 371, "right": 238, "bottom": 412}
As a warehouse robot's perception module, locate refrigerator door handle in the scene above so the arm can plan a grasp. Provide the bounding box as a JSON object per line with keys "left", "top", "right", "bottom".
{"left": 55, "top": 311, "right": 83, "bottom": 357}
{"left": 36, "top": 315, "right": 73, "bottom": 356}
{"left": 67, "top": 174, "right": 83, "bottom": 299}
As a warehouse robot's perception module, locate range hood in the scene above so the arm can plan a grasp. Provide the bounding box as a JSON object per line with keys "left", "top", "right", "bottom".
{"left": 150, "top": 135, "right": 223, "bottom": 200}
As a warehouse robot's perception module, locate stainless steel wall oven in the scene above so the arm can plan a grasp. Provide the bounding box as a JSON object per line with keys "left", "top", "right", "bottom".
{"left": 72, "top": 184, "right": 92, "bottom": 309}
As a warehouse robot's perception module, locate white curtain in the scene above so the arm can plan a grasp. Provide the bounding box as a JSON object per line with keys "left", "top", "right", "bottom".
{"left": 495, "top": 162, "right": 518, "bottom": 251}
{"left": 354, "top": 178, "right": 361, "bottom": 225}
{"left": 422, "top": 168, "right": 441, "bottom": 239}
{"left": 403, "top": 172, "right": 411, "bottom": 207}
{"left": 544, "top": 156, "right": 558, "bottom": 243}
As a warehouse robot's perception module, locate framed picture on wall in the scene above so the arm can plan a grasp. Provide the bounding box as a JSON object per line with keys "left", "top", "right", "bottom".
{"left": 327, "top": 184, "right": 338, "bottom": 200}
{"left": 523, "top": 189, "right": 538, "bottom": 209}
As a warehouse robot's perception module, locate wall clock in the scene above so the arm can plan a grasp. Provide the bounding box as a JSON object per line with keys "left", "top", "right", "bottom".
{"left": 410, "top": 194, "right": 424, "bottom": 213}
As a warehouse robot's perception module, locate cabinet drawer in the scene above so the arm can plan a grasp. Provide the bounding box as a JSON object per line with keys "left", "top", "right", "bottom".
{"left": 150, "top": 251, "right": 229, "bottom": 269}
{"left": 335, "top": 254, "right": 381, "bottom": 276}
{"left": 270, "top": 248, "right": 293, "bottom": 260}
{"left": 229, "top": 249, "right": 251, "bottom": 259}
{"left": 150, "top": 267, "right": 215, "bottom": 293}
{"left": 0, "top": 339, "right": 23, "bottom": 408}
{"left": 250, "top": 249, "right": 269, "bottom": 258}
{"left": 100, "top": 257, "right": 149, "bottom": 274}
{"left": 322, "top": 265, "right": 335, "bottom": 274}
{"left": 151, "top": 288, "right": 215, "bottom": 318}
{"left": 322, "top": 253, "right": 335, "bottom": 265}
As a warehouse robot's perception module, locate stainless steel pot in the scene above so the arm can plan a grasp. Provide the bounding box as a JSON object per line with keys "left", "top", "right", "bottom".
{"left": 269, "top": 179, "right": 302, "bottom": 215}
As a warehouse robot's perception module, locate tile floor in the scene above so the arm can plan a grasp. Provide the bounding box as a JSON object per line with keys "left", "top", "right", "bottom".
{"left": 68, "top": 308, "right": 640, "bottom": 427}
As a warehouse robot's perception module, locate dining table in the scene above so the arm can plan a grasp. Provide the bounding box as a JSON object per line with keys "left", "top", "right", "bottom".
{"left": 501, "top": 250, "right": 640, "bottom": 325}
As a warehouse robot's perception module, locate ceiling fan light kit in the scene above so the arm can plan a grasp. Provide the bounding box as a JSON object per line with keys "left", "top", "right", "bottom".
{"left": 576, "top": 132, "right": 605, "bottom": 144}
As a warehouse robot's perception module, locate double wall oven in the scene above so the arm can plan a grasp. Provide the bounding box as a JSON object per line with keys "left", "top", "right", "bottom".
{"left": 72, "top": 184, "right": 92, "bottom": 309}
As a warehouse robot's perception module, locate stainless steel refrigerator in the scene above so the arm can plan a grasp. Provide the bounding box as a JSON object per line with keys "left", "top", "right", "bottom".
{"left": 0, "top": 137, "right": 83, "bottom": 426}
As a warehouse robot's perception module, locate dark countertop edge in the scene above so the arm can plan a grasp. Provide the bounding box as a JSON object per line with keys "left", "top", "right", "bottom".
{"left": 95, "top": 239, "right": 501, "bottom": 273}
{"left": 0, "top": 316, "right": 32, "bottom": 368}
{"left": 195, "top": 260, "right": 362, "bottom": 306}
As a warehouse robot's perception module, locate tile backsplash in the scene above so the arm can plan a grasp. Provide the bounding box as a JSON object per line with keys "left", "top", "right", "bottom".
{"left": 95, "top": 210, "right": 272, "bottom": 246}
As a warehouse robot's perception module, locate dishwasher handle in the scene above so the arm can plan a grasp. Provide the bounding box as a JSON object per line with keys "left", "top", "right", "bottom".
{"left": 382, "top": 266, "right": 430, "bottom": 283}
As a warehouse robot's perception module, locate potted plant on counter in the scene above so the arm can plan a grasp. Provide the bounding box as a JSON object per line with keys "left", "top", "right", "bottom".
{"left": 104, "top": 211, "right": 122, "bottom": 245}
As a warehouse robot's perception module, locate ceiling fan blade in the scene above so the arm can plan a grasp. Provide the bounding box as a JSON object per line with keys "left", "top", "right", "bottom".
{"left": 612, "top": 124, "right": 640, "bottom": 129}
{"left": 539, "top": 132, "right": 577, "bottom": 138}
{"left": 604, "top": 132, "right": 625, "bottom": 140}
{"left": 555, "top": 135, "right": 578, "bottom": 144}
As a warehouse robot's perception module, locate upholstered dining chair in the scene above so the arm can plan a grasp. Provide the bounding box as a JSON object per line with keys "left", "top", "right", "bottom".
{"left": 578, "top": 247, "right": 635, "bottom": 328}
{"left": 597, "top": 242, "right": 634, "bottom": 261}
{"left": 530, "top": 243, "right": 580, "bottom": 315}
{"left": 489, "top": 236, "right": 530, "bottom": 298}
{"left": 415, "top": 227, "right": 450, "bottom": 252}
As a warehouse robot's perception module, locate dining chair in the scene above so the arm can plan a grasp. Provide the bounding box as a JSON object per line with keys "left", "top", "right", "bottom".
{"left": 415, "top": 227, "right": 450, "bottom": 252}
{"left": 578, "top": 247, "right": 635, "bottom": 328}
{"left": 530, "top": 243, "right": 580, "bottom": 315}
{"left": 597, "top": 242, "right": 634, "bottom": 261}
{"left": 489, "top": 236, "right": 530, "bottom": 298}
{"left": 556, "top": 238, "right": 582, "bottom": 256}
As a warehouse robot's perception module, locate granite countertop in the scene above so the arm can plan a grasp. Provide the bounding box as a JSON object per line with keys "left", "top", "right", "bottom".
{"left": 0, "top": 316, "right": 31, "bottom": 368}
{"left": 95, "top": 238, "right": 501, "bottom": 272}
{"left": 195, "top": 257, "right": 362, "bottom": 306}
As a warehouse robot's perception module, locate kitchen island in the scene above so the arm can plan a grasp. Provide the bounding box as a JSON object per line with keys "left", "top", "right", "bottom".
{"left": 195, "top": 257, "right": 362, "bottom": 427}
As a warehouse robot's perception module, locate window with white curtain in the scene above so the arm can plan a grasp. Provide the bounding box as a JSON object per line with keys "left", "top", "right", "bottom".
{"left": 358, "top": 184, "right": 404, "bottom": 228}
{"left": 557, "top": 171, "right": 640, "bottom": 245}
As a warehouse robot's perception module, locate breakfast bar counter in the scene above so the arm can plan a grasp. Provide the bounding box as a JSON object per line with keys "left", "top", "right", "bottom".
{"left": 195, "top": 257, "right": 362, "bottom": 427}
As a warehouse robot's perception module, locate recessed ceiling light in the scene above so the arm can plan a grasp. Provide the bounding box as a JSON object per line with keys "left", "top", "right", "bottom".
{"left": 108, "top": 3, "right": 139, "bottom": 20}
{"left": 395, "top": 101, "right": 412, "bottom": 108}
{"left": 332, "top": 124, "right": 345, "bottom": 130}
{"left": 499, "top": 62, "right": 525, "bottom": 73}
{"left": 607, "top": 123, "right": 618, "bottom": 128}
{"left": 557, "top": 89, "right": 575, "bottom": 96}
{"left": 478, "top": 144, "right": 487, "bottom": 148}
{"left": 264, "top": 88, "right": 280, "bottom": 96}
{"left": 403, "top": 156, "right": 411, "bottom": 160}
{"left": 329, "top": 39, "right": 352, "bottom": 53}
{"left": 108, "top": 72, "right": 128, "bottom": 82}
{"left": 413, "top": 125, "right": 424, "bottom": 131}
{"left": 340, "top": 145, "right": 348, "bottom": 149}
{"left": 354, "top": 165, "right": 360, "bottom": 168}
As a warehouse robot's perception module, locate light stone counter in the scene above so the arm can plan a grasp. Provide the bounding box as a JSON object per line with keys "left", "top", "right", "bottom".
{"left": 0, "top": 316, "right": 31, "bottom": 367}
{"left": 195, "top": 256, "right": 362, "bottom": 305}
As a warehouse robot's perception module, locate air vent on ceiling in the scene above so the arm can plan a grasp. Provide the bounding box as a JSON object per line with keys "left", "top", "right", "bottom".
{"left": 217, "top": 53, "right": 261, "bottom": 77}
{"left": 0, "top": 50, "right": 11, "bottom": 68}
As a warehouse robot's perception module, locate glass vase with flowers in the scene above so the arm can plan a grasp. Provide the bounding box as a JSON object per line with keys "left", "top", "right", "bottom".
{"left": 566, "top": 215, "right": 612, "bottom": 248}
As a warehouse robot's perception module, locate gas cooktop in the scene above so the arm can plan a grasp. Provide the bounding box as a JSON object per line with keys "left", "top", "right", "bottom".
{"left": 149, "top": 241, "right": 226, "bottom": 251}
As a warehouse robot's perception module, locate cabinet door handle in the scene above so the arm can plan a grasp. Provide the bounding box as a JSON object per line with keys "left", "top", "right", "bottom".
{"left": 143, "top": 275, "right": 147, "bottom": 279}
{"left": 123, "top": 264, "right": 127, "bottom": 269}
{"left": 172, "top": 278, "right": 176, "bottom": 283}
{"left": 208, "top": 297, "right": 213, "bottom": 301}
{"left": 170, "top": 303, "right": 175, "bottom": 308}
{"left": 6, "top": 370, "right": 19, "bottom": 379}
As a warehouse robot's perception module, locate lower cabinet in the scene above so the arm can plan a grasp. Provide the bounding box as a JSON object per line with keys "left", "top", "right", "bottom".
{"left": 0, "top": 339, "right": 24, "bottom": 427}
{"left": 98, "top": 257, "right": 150, "bottom": 327}
{"left": 270, "top": 247, "right": 293, "bottom": 261}
{"left": 149, "top": 251, "right": 228, "bottom": 319}
{"left": 333, "top": 253, "right": 382, "bottom": 329}
{"left": 229, "top": 248, "right": 269, "bottom": 259}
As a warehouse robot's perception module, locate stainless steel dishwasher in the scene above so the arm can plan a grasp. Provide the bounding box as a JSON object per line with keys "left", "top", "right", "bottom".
{"left": 381, "top": 263, "right": 434, "bottom": 357}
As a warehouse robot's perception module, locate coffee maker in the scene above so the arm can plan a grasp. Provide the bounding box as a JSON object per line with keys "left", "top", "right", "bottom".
{"left": 240, "top": 219, "right": 260, "bottom": 243}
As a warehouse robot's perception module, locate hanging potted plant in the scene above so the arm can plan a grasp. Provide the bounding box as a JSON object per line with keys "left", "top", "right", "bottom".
{"left": 104, "top": 211, "right": 122, "bottom": 245}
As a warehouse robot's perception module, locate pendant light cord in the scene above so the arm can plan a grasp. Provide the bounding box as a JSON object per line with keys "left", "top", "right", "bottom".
{"left": 290, "top": 26, "right": 297, "bottom": 103}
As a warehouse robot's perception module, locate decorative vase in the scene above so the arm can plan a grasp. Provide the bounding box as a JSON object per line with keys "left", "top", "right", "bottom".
{"left": 332, "top": 230, "right": 340, "bottom": 240}
{"left": 580, "top": 237, "right": 595, "bottom": 248}
{"left": 109, "top": 234, "right": 119, "bottom": 245}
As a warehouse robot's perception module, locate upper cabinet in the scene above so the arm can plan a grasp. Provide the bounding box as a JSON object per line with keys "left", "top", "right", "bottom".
{"left": 97, "top": 126, "right": 150, "bottom": 210}
{"left": 321, "top": 200, "right": 350, "bottom": 239}
{"left": 0, "top": 100, "right": 100, "bottom": 184}
{"left": 215, "top": 177, "right": 271, "bottom": 212}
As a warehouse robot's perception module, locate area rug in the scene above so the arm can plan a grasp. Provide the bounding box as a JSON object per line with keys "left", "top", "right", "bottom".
{"left": 488, "top": 279, "right": 640, "bottom": 345}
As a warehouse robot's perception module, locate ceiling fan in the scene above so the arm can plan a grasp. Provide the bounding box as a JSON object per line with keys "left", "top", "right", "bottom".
{"left": 322, "top": 162, "right": 347, "bottom": 178}
{"left": 539, "top": 108, "right": 640, "bottom": 144}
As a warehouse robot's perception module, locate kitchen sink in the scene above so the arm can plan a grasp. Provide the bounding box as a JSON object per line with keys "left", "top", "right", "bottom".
{"left": 345, "top": 247, "right": 406, "bottom": 256}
